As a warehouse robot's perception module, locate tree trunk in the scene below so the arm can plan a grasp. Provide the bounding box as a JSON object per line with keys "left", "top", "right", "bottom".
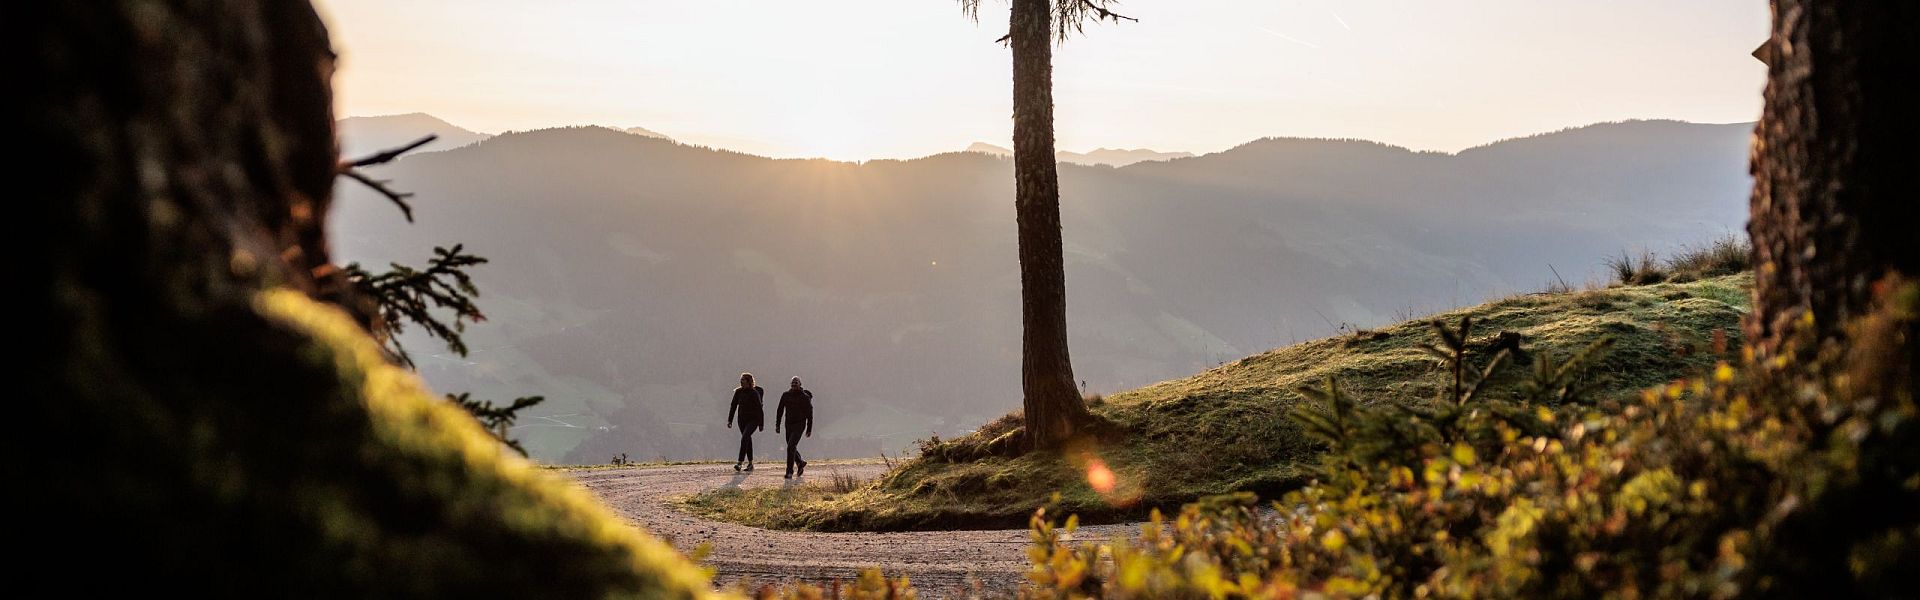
{"left": 1748, "top": 0, "right": 1920, "bottom": 357}
{"left": 1010, "top": 0, "right": 1089, "bottom": 449}
{"left": 20, "top": 2, "right": 710, "bottom": 595}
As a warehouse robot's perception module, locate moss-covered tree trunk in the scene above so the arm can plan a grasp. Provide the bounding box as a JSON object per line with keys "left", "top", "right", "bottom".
{"left": 21, "top": 2, "right": 713, "bottom": 595}
{"left": 1748, "top": 0, "right": 1920, "bottom": 358}
{"left": 1011, "top": 0, "right": 1090, "bottom": 449}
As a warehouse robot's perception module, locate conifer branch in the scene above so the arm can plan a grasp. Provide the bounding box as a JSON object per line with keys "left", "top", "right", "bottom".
{"left": 1078, "top": 0, "right": 1136, "bottom": 23}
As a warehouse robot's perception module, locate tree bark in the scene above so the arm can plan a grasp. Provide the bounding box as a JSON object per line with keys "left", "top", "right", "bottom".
{"left": 20, "top": 2, "right": 711, "bottom": 595}
{"left": 1010, "top": 0, "right": 1090, "bottom": 449}
{"left": 1748, "top": 0, "right": 1920, "bottom": 357}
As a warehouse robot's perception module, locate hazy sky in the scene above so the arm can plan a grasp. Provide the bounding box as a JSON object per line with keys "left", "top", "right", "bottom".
{"left": 314, "top": 0, "right": 1768, "bottom": 161}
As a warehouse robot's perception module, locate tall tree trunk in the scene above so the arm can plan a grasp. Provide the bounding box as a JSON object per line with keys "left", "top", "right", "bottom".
{"left": 1748, "top": 0, "right": 1920, "bottom": 357}
{"left": 1746, "top": 7, "right": 1920, "bottom": 593}
{"left": 20, "top": 2, "right": 711, "bottom": 595}
{"left": 1011, "top": 0, "right": 1088, "bottom": 449}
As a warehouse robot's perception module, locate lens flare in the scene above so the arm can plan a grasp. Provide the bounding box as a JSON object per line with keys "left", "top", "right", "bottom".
{"left": 1085, "top": 459, "right": 1117, "bottom": 494}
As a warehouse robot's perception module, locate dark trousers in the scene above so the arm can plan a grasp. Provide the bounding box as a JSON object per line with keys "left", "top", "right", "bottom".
{"left": 736, "top": 431, "right": 754, "bottom": 463}
{"left": 784, "top": 427, "right": 805, "bottom": 475}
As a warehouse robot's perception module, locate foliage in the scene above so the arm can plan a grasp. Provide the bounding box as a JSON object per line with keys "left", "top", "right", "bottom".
{"left": 744, "top": 568, "right": 918, "bottom": 599}
{"left": 344, "top": 244, "right": 489, "bottom": 367}
{"left": 1287, "top": 316, "right": 1600, "bottom": 474}
{"left": 1016, "top": 280, "right": 1918, "bottom": 598}
{"left": 336, "top": 137, "right": 549, "bottom": 455}
{"left": 447, "top": 392, "right": 546, "bottom": 456}
{"left": 341, "top": 234, "right": 545, "bottom": 455}
{"left": 957, "top": 0, "right": 1136, "bottom": 42}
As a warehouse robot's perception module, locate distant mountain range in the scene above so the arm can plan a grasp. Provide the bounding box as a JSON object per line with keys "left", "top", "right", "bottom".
{"left": 337, "top": 113, "right": 674, "bottom": 158}
{"left": 338, "top": 113, "right": 492, "bottom": 158}
{"left": 328, "top": 116, "right": 1754, "bottom": 463}
{"left": 964, "top": 142, "right": 1195, "bottom": 167}
{"left": 623, "top": 126, "right": 672, "bottom": 140}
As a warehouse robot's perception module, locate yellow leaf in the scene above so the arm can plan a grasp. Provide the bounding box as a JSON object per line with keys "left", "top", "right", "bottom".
{"left": 1322, "top": 528, "right": 1348, "bottom": 551}
{"left": 1451, "top": 442, "right": 1477, "bottom": 466}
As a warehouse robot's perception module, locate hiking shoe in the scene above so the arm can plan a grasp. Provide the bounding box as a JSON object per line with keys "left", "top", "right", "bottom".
{"left": 733, "top": 462, "right": 742, "bottom": 472}
{"left": 744, "top": 462, "right": 754, "bottom": 472}
{"left": 783, "top": 473, "right": 791, "bottom": 479}
{"left": 798, "top": 460, "right": 807, "bottom": 476}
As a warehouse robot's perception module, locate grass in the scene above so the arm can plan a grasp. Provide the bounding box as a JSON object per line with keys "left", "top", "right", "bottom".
{"left": 544, "top": 457, "right": 879, "bottom": 472}
{"left": 542, "top": 460, "right": 726, "bottom": 471}
{"left": 687, "top": 273, "right": 1753, "bottom": 532}
{"left": 1606, "top": 233, "right": 1750, "bottom": 285}
{"left": 676, "top": 468, "right": 876, "bottom": 529}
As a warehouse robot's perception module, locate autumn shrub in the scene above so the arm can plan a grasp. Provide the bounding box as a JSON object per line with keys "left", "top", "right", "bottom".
{"left": 1020, "top": 281, "right": 1918, "bottom": 598}
{"left": 747, "top": 569, "right": 919, "bottom": 600}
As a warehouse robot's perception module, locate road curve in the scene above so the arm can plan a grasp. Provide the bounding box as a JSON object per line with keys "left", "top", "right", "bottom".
{"left": 566, "top": 461, "right": 1132, "bottom": 593}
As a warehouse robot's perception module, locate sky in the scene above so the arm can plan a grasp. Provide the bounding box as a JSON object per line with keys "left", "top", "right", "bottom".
{"left": 313, "top": 0, "right": 1770, "bottom": 161}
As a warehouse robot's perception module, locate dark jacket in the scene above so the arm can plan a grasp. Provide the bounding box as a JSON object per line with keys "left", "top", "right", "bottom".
{"left": 776, "top": 388, "right": 813, "bottom": 435}
{"left": 728, "top": 386, "right": 764, "bottom": 430}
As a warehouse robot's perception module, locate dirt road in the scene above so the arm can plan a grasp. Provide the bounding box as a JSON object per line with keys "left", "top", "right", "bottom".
{"left": 567, "top": 461, "right": 1133, "bottom": 593}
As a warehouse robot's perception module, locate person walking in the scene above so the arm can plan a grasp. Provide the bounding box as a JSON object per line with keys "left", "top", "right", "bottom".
{"left": 725, "top": 373, "right": 764, "bottom": 471}
{"left": 776, "top": 376, "right": 814, "bottom": 479}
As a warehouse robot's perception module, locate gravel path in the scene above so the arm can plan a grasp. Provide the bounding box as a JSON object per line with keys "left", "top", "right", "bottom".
{"left": 567, "top": 461, "right": 1133, "bottom": 593}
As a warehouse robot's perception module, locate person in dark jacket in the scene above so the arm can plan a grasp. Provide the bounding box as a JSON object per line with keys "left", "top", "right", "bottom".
{"left": 775, "top": 376, "right": 814, "bottom": 478}
{"left": 725, "top": 373, "right": 764, "bottom": 471}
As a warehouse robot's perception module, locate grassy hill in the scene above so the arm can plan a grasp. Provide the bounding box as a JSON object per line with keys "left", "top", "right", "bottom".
{"left": 684, "top": 273, "right": 1751, "bottom": 530}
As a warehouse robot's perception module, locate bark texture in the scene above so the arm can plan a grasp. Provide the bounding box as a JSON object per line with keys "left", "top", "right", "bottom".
{"left": 1748, "top": 0, "right": 1920, "bottom": 357}
{"left": 1011, "top": 0, "right": 1090, "bottom": 449}
{"left": 18, "top": 3, "right": 713, "bottom": 595}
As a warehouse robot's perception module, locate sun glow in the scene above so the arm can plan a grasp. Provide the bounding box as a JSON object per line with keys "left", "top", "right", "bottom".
{"left": 771, "top": 86, "right": 880, "bottom": 162}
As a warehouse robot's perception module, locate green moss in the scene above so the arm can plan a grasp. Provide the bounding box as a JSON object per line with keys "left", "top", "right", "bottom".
{"left": 268, "top": 290, "right": 722, "bottom": 596}
{"left": 33, "top": 289, "right": 724, "bottom": 597}
{"left": 692, "top": 274, "right": 1752, "bottom": 531}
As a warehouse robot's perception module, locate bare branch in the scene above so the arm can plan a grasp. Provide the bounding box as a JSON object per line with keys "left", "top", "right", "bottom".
{"left": 339, "top": 169, "right": 415, "bottom": 222}
{"left": 343, "top": 134, "right": 437, "bottom": 168}
{"left": 335, "top": 135, "right": 437, "bottom": 222}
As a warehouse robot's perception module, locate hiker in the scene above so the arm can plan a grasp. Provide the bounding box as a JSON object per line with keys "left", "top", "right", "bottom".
{"left": 776, "top": 376, "right": 814, "bottom": 479}
{"left": 725, "top": 372, "right": 764, "bottom": 471}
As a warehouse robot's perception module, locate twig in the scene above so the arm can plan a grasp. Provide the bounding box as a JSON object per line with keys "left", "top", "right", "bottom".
{"left": 336, "top": 134, "right": 437, "bottom": 222}
{"left": 1080, "top": 0, "right": 1138, "bottom": 23}
{"left": 339, "top": 170, "right": 416, "bottom": 222}
{"left": 343, "top": 134, "right": 437, "bottom": 168}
